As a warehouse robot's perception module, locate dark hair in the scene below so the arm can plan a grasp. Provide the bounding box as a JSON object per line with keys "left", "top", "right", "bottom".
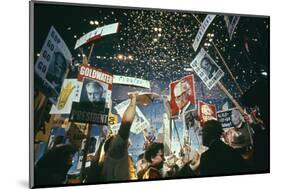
{"left": 203, "top": 120, "right": 223, "bottom": 139}
{"left": 201, "top": 57, "right": 211, "bottom": 66}
{"left": 144, "top": 142, "right": 164, "bottom": 163}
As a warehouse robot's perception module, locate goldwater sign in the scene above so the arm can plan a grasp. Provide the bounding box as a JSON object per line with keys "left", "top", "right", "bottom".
{"left": 70, "top": 65, "right": 113, "bottom": 125}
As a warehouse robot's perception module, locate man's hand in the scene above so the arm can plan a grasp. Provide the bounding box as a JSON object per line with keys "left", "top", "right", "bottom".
{"left": 118, "top": 92, "right": 138, "bottom": 140}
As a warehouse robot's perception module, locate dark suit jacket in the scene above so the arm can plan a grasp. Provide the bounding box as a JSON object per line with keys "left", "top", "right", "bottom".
{"left": 200, "top": 140, "right": 248, "bottom": 176}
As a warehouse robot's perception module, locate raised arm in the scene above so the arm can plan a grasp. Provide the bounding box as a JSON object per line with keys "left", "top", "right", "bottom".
{"left": 118, "top": 93, "right": 137, "bottom": 140}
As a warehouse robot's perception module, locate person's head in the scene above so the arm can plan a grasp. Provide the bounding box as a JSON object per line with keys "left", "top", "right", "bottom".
{"left": 85, "top": 80, "right": 103, "bottom": 102}
{"left": 231, "top": 109, "right": 243, "bottom": 127}
{"left": 144, "top": 142, "right": 165, "bottom": 169}
{"left": 174, "top": 80, "right": 192, "bottom": 111}
{"left": 200, "top": 57, "right": 212, "bottom": 75}
{"left": 202, "top": 120, "right": 223, "bottom": 147}
{"left": 53, "top": 52, "right": 67, "bottom": 81}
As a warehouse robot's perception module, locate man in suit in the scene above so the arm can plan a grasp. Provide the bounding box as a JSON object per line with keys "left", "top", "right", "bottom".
{"left": 199, "top": 120, "right": 248, "bottom": 176}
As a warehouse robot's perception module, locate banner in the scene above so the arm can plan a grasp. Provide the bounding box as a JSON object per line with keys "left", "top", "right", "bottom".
{"left": 35, "top": 26, "right": 72, "bottom": 103}
{"left": 70, "top": 65, "right": 113, "bottom": 124}
{"left": 74, "top": 23, "right": 119, "bottom": 49}
{"left": 190, "top": 48, "right": 224, "bottom": 89}
{"left": 192, "top": 14, "right": 216, "bottom": 51}
{"left": 46, "top": 127, "right": 66, "bottom": 150}
{"left": 224, "top": 16, "right": 240, "bottom": 40}
{"left": 114, "top": 99, "right": 149, "bottom": 134}
{"left": 216, "top": 108, "right": 239, "bottom": 129}
{"left": 113, "top": 75, "right": 151, "bottom": 89}
{"left": 49, "top": 79, "right": 82, "bottom": 114}
{"left": 170, "top": 74, "right": 196, "bottom": 118}
{"left": 198, "top": 100, "right": 217, "bottom": 126}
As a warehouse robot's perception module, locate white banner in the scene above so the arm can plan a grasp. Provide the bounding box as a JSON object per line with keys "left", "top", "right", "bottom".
{"left": 113, "top": 75, "right": 151, "bottom": 89}
{"left": 190, "top": 48, "right": 224, "bottom": 89}
{"left": 114, "top": 99, "right": 149, "bottom": 134}
{"left": 35, "top": 26, "right": 72, "bottom": 103}
{"left": 192, "top": 14, "right": 216, "bottom": 51}
{"left": 49, "top": 79, "right": 82, "bottom": 114}
{"left": 224, "top": 16, "right": 240, "bottom": 40}
{"left": 74, "top": 23, "right": 119, "bottom": 49}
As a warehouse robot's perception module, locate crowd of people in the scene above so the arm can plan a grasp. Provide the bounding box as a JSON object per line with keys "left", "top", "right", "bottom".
{"left": 34, "top": 79, "right": 269, "bottom": 186}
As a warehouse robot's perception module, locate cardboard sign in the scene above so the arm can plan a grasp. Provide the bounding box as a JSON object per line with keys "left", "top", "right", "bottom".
{"left": 198, "top": 100, "right": 217, "bottom": 126}
{"left": 74, "top": 23, "right": 119, "bottom": 49}
{"left": 217, "top": 108, "right": 247, "bottom": 130}
{"left": 35, "top": 26, "right": 72, "bottom": 103}
{"left": 49, "top": 79, "right": 82, "bottom": 114}
{"left": 114, "top": 99, "right": 149, "bottom": 134}
{"left": 170, "top": 75, "right": 196, "bottom": 118}
{"left": 190, "top": 48, "right": 224, "bottom": 89}
{"left": 113, "top": 75, "right": 151, "bottom": 89}
{"left": 70, "top": 65, "right": 113, "bottom": 124}
{"left": 192, "top": 14, "right": 216, "bottom": 51}
{"left": 224, "top": 16, "right": 240, "bottom": 40}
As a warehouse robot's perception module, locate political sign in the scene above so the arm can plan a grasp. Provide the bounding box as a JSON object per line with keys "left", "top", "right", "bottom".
{"left": 224, "top": 16, "right": 240, "bottom": 40}
{"left": 192, "top": 14, "right": 216, "bottom": 51}
{"left": 190, "top": 48, "right": 224, "bottom": 89}
{"left": 35, "top": 26, "right": 72, "bottom": 104}
{"left": 70, "top": 65, "right": 113, "bottom": 124}
{"left": 113, "top": 75, "right": 151, "bottom": 89}
{"left": 170, "top": 74, "right": 196, "bottom": 118}
{"left": 74, "top": 23, "right": 119, "bottom": 49}
{"left": 198, "top": 100, "right": 217, "bottom": 126}
{"left": 49, "top": 79, "right": 82, "bottom": 114}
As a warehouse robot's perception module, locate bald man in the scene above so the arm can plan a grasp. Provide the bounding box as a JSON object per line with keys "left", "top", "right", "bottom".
{"left": 174, "top": 80, "right": 193, "bottom": 115}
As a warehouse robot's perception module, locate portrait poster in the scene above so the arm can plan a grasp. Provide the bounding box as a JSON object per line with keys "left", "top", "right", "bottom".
{"left": 69, "top": 65, "right": 113, "bottom": 124}
{"left": 198, "top": 100, "right": 217, "bottom": 126}
{"left": 34, "top": 26, "right": 72, "bottom": 104}
{"left": 170, "top": 74, "right": 196, "bottom": 118}
{"left": 190, "top": 48, "right": 224, "bottom": 89}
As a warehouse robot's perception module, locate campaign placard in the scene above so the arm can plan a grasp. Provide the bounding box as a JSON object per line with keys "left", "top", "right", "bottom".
{"left": 192, "top": 14, "right": 216, "bottom": 51}
{"left": 190, "top": 48, "right": 224, "bottom": 89}
{"left": 49, "top": 79, "right": 82, "bottom": 114}
{"left": 113, "top": 75, "right": 151, "bottom": 89}
{"left": 224, "top": 16, "right": 240, "bottom": 40}
{"left": 35, "top": 26, "right": 72, "bottom": 103}
{"left": 198, "top": 100, "right": 217, "bottom": 126}
{"left": 70, "top": 65, "right": 113, "bottom": 124}
{"left": 170, "top": 75, "right": 196, "bottom": 118}
{"left": 216, "top": 108, "right": 238, "bottom": 129}
{"left": 74, "top": 23, "right": 119, "bottom": 49}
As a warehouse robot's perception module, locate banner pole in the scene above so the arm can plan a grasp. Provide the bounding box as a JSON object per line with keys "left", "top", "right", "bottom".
{"left": 173, "top": 120, "right": 183, "bottom": 150}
